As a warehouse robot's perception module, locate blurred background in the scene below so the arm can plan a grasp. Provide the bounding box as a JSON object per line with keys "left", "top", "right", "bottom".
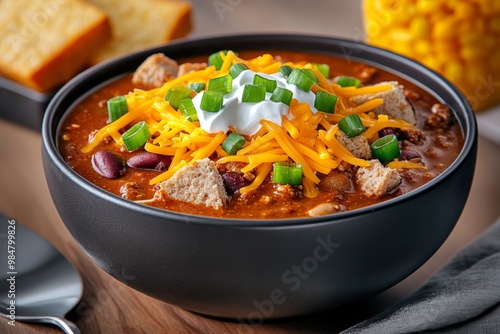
{"left": 187, "top": 0, "right": 499, "bottom": 144}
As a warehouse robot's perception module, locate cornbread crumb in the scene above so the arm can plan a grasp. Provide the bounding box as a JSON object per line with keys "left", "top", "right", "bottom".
{"left": 336, "top": 130, "right": 372, "bottom": 160}
{"left": 158, "top": 158, "right": 229, "bottom": 209}
{"left": 356, "top": 159, "right": 402, "bottom": 197}
{"left": 351, "top": 81, "right": 417, "bottom": 125}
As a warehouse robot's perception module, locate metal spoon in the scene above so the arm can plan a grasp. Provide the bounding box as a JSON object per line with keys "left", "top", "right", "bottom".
{"left": 0, "top": 214, "right": 83, "bottom": 333}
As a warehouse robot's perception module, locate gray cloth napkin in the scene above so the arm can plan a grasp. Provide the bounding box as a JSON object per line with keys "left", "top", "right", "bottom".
{"left": 342, "top": 218, "right": 500, "bottom": 334}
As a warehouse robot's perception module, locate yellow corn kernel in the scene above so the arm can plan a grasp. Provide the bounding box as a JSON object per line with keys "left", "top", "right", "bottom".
{"left": 460, "top": 46, "right": 488, "bottom": 61}
{"left": 453, "top": 2, "right": 478, "bottom": 19}
{"left": 414, "top": 40, "right": 432, "bottom": 57}
{"left": 432, "top": 19, "right": 457, "bottom": 41}
{"left": 416, "top": 0, "right": 442, "bottom": 14}
{"left": 363, "top": 0, "right": 500, "bottom": 111}
{"left": 409, "top": 15, "right": 431, "bottom": 39}
{"left": 444, "top": 61, "right": 463, "bottom": 84}
{"left": 422, "top": 55, "right": 443, "bottom": 72}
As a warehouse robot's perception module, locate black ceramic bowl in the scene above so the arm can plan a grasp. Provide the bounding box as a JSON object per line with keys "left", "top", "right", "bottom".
{"left": 41, "top": 34, "right": 477, "bottom": 320}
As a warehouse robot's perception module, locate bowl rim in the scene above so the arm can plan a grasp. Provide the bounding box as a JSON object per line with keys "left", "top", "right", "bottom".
{"left": 42, "top": 33, "right": 477, "bottom": 228}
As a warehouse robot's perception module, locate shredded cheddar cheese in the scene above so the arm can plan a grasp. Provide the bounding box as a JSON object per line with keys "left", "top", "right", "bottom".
{"left": 82, "top": 51, "right": 422, "bottom": 198}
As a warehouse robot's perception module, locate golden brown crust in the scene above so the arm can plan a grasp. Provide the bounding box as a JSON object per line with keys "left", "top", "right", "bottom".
{"left": 0, "top": 0, "right": 112, "bottom": 92}
{"left": 87, "top": 0, "right": 192, "bottom": 64}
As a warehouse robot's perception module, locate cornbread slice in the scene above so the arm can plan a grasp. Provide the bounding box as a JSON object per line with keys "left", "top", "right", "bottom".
{"left": 158, "top": 158, "right": 229, "bottom": 209}
{"left": 0, "top": 0, "right": 111, "bottom": 92}
{"left": 88, "top": 0, "right": 192, "bottom": 64}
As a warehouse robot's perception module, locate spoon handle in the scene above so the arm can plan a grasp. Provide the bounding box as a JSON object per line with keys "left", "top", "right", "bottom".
{"left": 16, "top": 315, "right": 81, "bottom": 334}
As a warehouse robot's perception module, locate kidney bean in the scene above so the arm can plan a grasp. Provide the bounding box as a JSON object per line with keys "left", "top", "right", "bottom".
{"left": 127, "top": 152, "right": 171, "bottom": 171}
{"left": 91, "top": 150, "right": 126, "bottom": 179}
{"left": 222, "top": 172, "right": 248, "bottom": 195}
{"left": 400, "top": 149, "right": 421, "bottom": 161}
{"left": 378, "top": 127, "right": 397, "bottom": 137}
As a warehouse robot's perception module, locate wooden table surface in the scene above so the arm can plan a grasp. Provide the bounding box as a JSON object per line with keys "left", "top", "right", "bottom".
{"left": 1, "top": 1, "right": 500, "bottom": 333}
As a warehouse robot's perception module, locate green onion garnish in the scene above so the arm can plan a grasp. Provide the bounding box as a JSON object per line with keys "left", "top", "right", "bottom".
{"left": 200, "top": 90, "right": 224, "bottom": 112}
{"left": 122, "top": 121, "right": 151, "bottom": 151}
{"left": 314, "top": 63, "right": 330, "bottom": 78}
{"left": 303, "top": 68, "right": 319, "bottom": 83}
{"left": 338, "top": 114, "right": 366, "bottom": 137}
{"left": 287, "top": 68, "right": 315, "bottom": 92}
{"left": 229, "top": 63, "right": 249, "bottom": 78}
{"left": 270, "top": 87, "right": 293, "bottom": 106}
{"left": 208, "top": 75, "right": 232, "bottom": 94}
{"left": 272, "top": 162, "right": 303, "bottom": 186}
{"left": 107, "top": 95, "right": 128, "bottom": 122}
{"left": 222, "top": 132, "right": 246, "bottom": 155}
{"left": 188, "top": 82, "right": 205, "bottom": 93}
{"left": 165, "top": 85, "right": 191, "bottom": 110}
{"left": 179, "top": 98, "right": 199, "bottom": 122}
{"left": 253, "top": 74, "right": 277, "bottom": 93}
{"left": 241, "top": 84, "right": 266, "bottom": 103}
{"left": 208, "top": 50, "right": 229, "bottom": 70}
{"left": 371, "top": 134, "right": 400, "bottom": 163}
{"left": 336, "top": 76, "right": 362, "bottom": 88}
{"left": 278, "top": 65, "right": 293, "bottom": 77}
{"left": 314, "top": 90, "right": 337, "bottom": 113}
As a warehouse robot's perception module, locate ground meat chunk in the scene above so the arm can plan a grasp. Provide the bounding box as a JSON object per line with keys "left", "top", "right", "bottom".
{"left": 177, "top": 62, "right": 207, "bottom": 76}
{"left": 273, "top": 184, "right": 304, "bottom": 199}
{"left": 425, "top": 103, "right": 455, "bottom": 129}
{"left": 335, "top": 130, "right": 372, "bottom": 159}
{"left": 399, "top": 128, "right": 426, "bottom": 145}
{"left": 132, "top": 53, "right": 179, "bottom": 88}
{"left": 355, "top": 160, "right": 402, "bottom": 197}
{"left": 350, "top": 81, "right": 417, "bottom": 125}
{"left": 120, "top": 182, "right": 147, "bottom": 200}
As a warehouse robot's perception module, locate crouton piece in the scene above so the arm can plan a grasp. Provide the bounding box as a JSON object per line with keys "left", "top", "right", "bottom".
{"left": 0, "top": 0, "right": 111, "bottom": 92}
{"left": 350, "top": 81, "right": 417, "bottom": 125}
{"left": 158, "top": 158, "right": 229, "bottom": 209}
{"left": 132, "top": 53, "right": 179, "bottom": 88}
{"left": 335, "top": 130, "right": 372, "bottom": 160}
{"left": 356, "top": 160, "right": 402, "bottom": 197}
{"left": 88, "top": 0, "right": 192, "bottom": 64}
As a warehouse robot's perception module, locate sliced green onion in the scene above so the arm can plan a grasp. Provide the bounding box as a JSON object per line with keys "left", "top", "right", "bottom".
{"left": 287, "top": 68, "right": 315, "bottom": 92}
{"left": 229, "top": 63, "right": 249, "bottom": 78}
{"left": 200, "top": 90, "right": 224, "bottom": 112}
{"left": 188, "top": 82, "right": 205, "bottom": 93}
{"left": 371, "top": 134, "right": 400, "bottom": 163}
{"left": 336, "top": 76, "right": 361, "bottom": 88}
{"left": 122, "top": 121, "right": 151, "bottom": 151}
{"left": 208, "top": 75, "right": 232, "bottom": 94}
{"left": 222, "top": 132, "right": 246, "bottom": 155}
{"left": 314, "top": 63, "right": 330, "bottom": 78}
{"left": 208, "top": 50, "right": 229, "bottom": 70}
{"left": 241, "top": 84, "right": 266, "bottom": 103}
{"left": 278, "top": 65, "right": 293, "bottom": 77}
{"left": 270, "top": 87, "right": 293, "bottom": 106}
{"left": 253, "top": 74, "right": 277, "bottom": 93}
{"left": 314, "top": 90, "right": 337, "bottom": 113}
{"left": 303, "top": 68, "right": 319, "bottom": 83}
{"left": 338, "top": 114, "right": 366, "bottom": 137}
{"left": 272, "top": 162, "right": 303, "bottom": 186}
{"left": 107, "top": 95, "right": 128, "bottom": 122}
{"left": 165, "top": 85, "right": 191, "bottom": 109}
{"left": 179, "top": 98, "right": 199, "bottom": 122}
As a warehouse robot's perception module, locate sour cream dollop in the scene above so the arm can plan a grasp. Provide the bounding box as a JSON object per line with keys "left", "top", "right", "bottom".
{"left": 192, "top": 70, "right": 317, "bottom": 136}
